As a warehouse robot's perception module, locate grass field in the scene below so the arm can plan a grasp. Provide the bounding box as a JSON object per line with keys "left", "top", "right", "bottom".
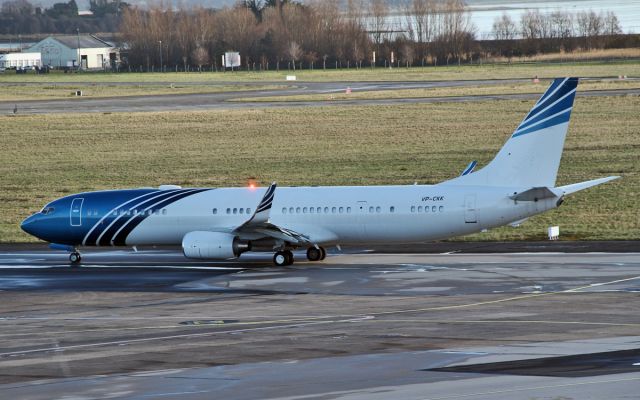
{"left": 1, "top": 94, "right": 637, "bottom": 242}
{"left": 0, "top": 84, "right": 286, "bottom": 101}
{"left": 0, "top": 60, "right": 638, "bottom": 83}
{"left": 234, "top": 79, "right": 640, "bottom": 102}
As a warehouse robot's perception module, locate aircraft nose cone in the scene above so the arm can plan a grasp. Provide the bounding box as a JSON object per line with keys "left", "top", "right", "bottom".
{"left": 21, "top": 214, "right": 40, "bottom": 237}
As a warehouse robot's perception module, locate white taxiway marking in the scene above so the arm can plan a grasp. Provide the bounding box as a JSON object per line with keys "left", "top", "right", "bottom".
{"left": 0, "top": 316, "right": 374, "bottom": 358}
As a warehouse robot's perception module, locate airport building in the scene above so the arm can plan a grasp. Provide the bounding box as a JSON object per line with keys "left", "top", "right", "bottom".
{"left": 24, "top": 35, "right": 118, "bottom": 69}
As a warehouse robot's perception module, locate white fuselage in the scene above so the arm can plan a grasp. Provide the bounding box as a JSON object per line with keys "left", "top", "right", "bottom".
{"left": 125, "top": 184, "right": 558, "bottom": 246}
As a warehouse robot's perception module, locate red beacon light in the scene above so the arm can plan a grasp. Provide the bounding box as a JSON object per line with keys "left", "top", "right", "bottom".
{"left": 247, "top": 179, "right": 257, "bottom": 190}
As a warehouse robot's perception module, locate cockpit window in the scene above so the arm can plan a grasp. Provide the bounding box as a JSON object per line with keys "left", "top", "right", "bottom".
{"left": 40, "top": 206, "right": 55, "bottom": 215}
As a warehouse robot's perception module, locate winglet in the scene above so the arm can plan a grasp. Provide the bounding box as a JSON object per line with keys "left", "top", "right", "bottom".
{"left": 237, "top": 182, "right": 277, "bottom": 229}
{"left": 460, "top": 160, "right": 477, "bottom": 176}
{"left": 256, "top": 182, "right": 276, "bottom": 214}
{"left": 557, "top": 176, "right": 620, "bottom": 196}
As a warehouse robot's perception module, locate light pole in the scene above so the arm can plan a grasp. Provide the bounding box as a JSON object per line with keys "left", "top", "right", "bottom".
{"left": 76, "top": 28, "right": 81, "bottom": 69}
{"left": 158, "top": 40, "right": 162, "bottom": 72}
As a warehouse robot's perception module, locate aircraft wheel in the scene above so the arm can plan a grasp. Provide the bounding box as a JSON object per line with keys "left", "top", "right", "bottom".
{"left": 274, "top": 251, "right": 288, "bottom": 267}
{"left": 306, "top": 247, "right": 322, "bottom": 262}
{"left": 283, "top": 250, "right": 294, "bottom": 266}
{"left": 319, "top": 247, "right": 327, "bottom": 260}
{"left": 69, "top": 252, "right": 82, "bottom": 265}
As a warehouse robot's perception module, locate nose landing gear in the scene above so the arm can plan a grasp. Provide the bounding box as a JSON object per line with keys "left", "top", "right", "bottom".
{"left": 69, "top": 251, "right": 82, "bottom": 266}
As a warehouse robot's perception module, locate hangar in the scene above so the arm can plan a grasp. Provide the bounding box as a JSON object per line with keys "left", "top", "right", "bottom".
{"left": 24, "top": 35, "right": 118, "bottom": 69}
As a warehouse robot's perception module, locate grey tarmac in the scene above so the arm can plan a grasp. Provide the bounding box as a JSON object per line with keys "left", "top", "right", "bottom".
{"left": 3, "top": 78, "right": 639, "bottom": 114}
{"left": 0, "top": 247, "right": 639, "bottom": 399}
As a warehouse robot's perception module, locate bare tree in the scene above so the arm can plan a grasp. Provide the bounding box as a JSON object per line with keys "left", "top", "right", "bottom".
{"left": 369, "top": 0, "right": 389, "bottom": 48}
{"left": 492, "top": 12, "right": 516, "bottom": 41}
{"left": 576, "top": 10, "right": 603, "bottom": 49}
{"left": 603, "top": 11, "right": 622, "bottom": 36}
{"left": 1, "top": 0, "right": 33, "bottom": 15}
{"left": 402, "top": 0, "right": 435, "bottom": 63}
{"left": 191, "top": 46, "right": 209, "bottom": 70}
{"left": 288, "top": 41, "right": 302, "bottom": 70}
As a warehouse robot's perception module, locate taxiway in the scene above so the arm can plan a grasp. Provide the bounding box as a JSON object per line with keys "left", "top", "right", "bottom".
{"left": 0, "top": 248, "right": 639, "bottom": 399}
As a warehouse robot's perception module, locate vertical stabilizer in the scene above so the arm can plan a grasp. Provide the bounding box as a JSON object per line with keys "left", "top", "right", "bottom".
{"left": 446, "top": 77, "right": 579, "bottom": 188}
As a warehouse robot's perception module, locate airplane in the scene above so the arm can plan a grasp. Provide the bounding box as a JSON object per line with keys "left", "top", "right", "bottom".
{"left": 21, "top": 77, "right": 619, "bottom": 267}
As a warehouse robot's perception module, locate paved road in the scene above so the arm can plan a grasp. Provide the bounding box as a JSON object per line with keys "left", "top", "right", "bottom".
{"left": 3, "top": 78, "right": 638, "bottom": 114}
{"left": 1, "top": 249, "right": 639, "bottom": 398}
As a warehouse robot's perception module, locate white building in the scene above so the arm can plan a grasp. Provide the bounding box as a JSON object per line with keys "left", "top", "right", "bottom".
{"left": 25, "top": 35, "right": 118, "bottom": 69}
{"left": 0, "top": 52, "right": 41, "bottom": 69}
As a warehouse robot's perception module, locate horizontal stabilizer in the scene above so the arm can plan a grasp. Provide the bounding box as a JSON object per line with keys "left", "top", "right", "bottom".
{"left": 557, "top": 176, "right": 620, "bottom": 195}
{"left": 509, "top": 186, "right": 559, "bottom": 202}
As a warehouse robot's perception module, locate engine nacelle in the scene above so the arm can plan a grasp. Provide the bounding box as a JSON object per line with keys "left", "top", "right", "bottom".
{"left": 182, "top": 231, "right": 250, "bottom": 260}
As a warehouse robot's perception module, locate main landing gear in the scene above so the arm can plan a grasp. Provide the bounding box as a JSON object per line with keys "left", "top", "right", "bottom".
{"left": 306, "top": 246, "right": 326, "bottom": 262}
{"left": 273, "top": 246, "right": 326, "bottom": 266}
{"left": 69, "top": 251, "right": 82, "bottom": 266}
{"left": 273, "top": 250, "right": 294, "bottom": 267}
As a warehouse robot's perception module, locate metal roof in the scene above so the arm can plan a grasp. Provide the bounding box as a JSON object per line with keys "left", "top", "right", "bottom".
{"left": 51, "top": 35, "right": 113, "bottom": 49}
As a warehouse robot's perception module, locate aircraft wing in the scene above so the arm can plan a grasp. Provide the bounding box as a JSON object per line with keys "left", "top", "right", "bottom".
{"left": 231, "top": 182, "right": 328, "bottom": 245}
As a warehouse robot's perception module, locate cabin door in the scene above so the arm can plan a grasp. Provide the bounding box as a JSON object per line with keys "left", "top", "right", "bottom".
{"left": 464, "top": 194, "right": 477, "bottom": 223}
{"left": 70, "top": 198, "right": 84, "bottom": 227}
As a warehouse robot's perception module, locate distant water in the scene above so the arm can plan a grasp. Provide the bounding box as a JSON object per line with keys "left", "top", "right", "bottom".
{"left": 467, "top": 0, "right": 640, "bottom": 37}
{"left": 379, "top": 0, "right": 640, "bottom": 39}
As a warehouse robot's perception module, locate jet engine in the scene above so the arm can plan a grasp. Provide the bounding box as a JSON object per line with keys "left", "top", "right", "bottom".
{"left": 182, "top": 231, "right": 250, "bottom": 259}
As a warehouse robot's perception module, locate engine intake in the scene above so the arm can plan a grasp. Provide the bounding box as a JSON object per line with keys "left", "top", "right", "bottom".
{"left": 182, "top": 231, "right": 250, "bottom": 259}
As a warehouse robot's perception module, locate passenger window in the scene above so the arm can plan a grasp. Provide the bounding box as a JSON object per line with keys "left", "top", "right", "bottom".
{"left": 324, "top": 207, "right": 329, "bottom": 213}
{"left": 317, "top": 207, "right": 321, "bottom": 213}
{"left": 411, "top": 206, "right": 416, "bottom": 212}
{"left": 418, "top": 206, "right": 423, "bottom": 212}
{"left": 233, "top": 208, "right": 237, "bottom": 214}
{"left": 282, "top": 207, "right": 287, "bottom": 214}
{"left": 347, "top": 207, "right": 351, "bottom": 213}
{"left": 332, "top": 207, "right": 336, "bottom": 213}
{"left": 369, "top": 206, "right": 374, "bottom": 213}
{"left": 296, "top": 207, "right": 301, "bottom": 213}
{"left": 247, "top": 208, "right": 251, "bottom": 214}
{"left": 339, "top": 207, "right": 344, "bottom": 214}
{"left": 390, "top": 206, "right": 395, "bottom": 213}
{"left": 376, "top": 206, "right": 381, "bottom": 213}
{"left": 290, "top": 207, "right": 294, "bottom": 214}
{"left": 432, "top": 206, "right": 437, "bottom": 212}
{"left": 212, "top": 208, "right": 217, "bottom": 214}
{"left": 162, "top": 209, "right": 167, "bottom": 215}
{"left": 439, "top": 206, "right": 444, "bottom": 212}
{"left": 226, "top": 208, "right": 231, "bottom": 214}
{"left": 303, "top": 207, "right": 308, "bottom": 213}
{"left": 239, "top": 208, "right": 244, "bottom": 214}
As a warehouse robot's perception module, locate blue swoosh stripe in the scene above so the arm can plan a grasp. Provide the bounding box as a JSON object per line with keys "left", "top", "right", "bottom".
{"left": 95, "top": 189, "right": 184, "bottom": 246}
{"left": 112, "top": 189, "right": 210, "bottom": 246}
{"left": 534, "top": 78, "right": 564, "bottom": 106}
{"left": 522, "top": 78, "right": 577, "bottom": 125}
{"left": 512, "top": 109, "right": 572, "bottom": 138}
{"left": 83, "top": 189, "right": 162, "bottom": 245}
{"left": 516, "top": 89, "right": 576, "bottom": 132}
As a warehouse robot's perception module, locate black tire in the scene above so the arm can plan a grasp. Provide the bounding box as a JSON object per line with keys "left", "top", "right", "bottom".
{"left": 273, "top": 251, "right": 288, "bottom": 267}
{"left": 283, "top": 250, "right": 294, "bottom": 266}
{"left": 319, "top": 246, "right": 327, "bottom": 260}
{"left": 69, "top": 252, "right": 82, "bottom": 265}
{"left": 306, "top": 247, "right": 322, "bottom": 261}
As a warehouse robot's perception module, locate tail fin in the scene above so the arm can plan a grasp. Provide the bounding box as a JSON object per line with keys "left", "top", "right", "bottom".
{"left": 446, "top": 77, "right": 579, "bottom": 187}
